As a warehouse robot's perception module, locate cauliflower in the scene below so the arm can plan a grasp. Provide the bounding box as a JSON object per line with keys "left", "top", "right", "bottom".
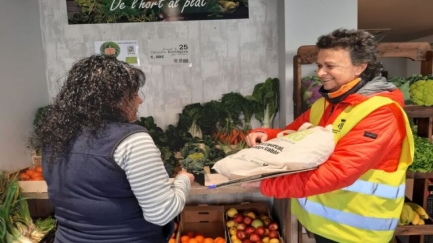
{"left": 409, "top": 79, "right": 433, "bottom": 106}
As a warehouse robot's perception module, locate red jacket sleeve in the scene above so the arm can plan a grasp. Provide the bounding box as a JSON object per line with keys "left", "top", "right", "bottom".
{"left": 260, "top": 105, "right": 405, "bottom": 198}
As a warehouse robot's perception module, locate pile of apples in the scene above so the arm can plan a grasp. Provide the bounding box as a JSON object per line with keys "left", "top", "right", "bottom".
{"left": 225, "top": 207, "right": 280, "bottom": 243}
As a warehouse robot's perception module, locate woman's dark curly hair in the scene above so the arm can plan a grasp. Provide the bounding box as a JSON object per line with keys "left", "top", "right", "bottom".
{"left": 29, "top": 55, "right": 145, "bottom": 163}
{"left": 316, "top": 28, "right": 381, "bottom": 81}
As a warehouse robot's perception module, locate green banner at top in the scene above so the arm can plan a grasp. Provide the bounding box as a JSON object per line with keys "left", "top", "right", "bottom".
{"left": 67, "top": 0, "right": 249, "bottom": 24}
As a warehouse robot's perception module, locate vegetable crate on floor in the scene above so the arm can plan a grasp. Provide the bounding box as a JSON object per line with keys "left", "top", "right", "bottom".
{"left": 176, "top": 205, "right": 227, "bottom": 243}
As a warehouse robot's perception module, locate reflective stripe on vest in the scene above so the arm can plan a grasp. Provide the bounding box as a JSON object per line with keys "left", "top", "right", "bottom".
{"left": 341, "top": 179, "right": 406, "bottom": 199}
{"left": 292, "top": 96, "right": 414, "bottom": 242}
{"left": 297, "top": 198, "right": 398, "bottom": 231}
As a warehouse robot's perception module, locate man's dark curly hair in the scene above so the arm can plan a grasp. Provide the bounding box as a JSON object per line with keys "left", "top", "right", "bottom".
{"left": 29, "top": 55, "right": 145, "bottom": 163}
{"left": 316, "top": 28, "right": 381, "bottom": 81}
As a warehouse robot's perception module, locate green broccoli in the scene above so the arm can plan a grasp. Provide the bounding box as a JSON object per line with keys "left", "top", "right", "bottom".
{"left": 409, "top": 79, "right": 433, "bottom": 106}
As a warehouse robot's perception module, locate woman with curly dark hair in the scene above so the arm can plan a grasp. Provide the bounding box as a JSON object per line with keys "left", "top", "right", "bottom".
{"left": 30, "top": 55, "right": 194, "bottom": 243}
{"left": 245, "top": 29, "right": 414, "bottom": 242}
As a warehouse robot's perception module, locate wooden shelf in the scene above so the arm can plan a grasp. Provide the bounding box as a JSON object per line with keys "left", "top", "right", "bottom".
{"left": 395, "top": 220, "right": 433, "bottom": 236}
{"left": 407, "top": 171, "right": 433, "bottom": 179}
{"left": 404, "top": 105, "right": 433, "bottom": 119}
{"left": 22, "top": 183, "right": 260, "bottom": 200}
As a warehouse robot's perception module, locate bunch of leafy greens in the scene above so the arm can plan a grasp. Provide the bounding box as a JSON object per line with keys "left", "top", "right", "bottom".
{"left": 177, "top": 103, "right": 204, "bottom": 139}
{"left": 246, "top": 78, "right": 280, "bottom": 128}
{"left": 199, "top": 100, "right": 229, "bottom": 136}
{"left": 0, "top": 173, "right": 56, "bottom": 243}
{"left": 408, "top": 128, "right": 433, "bottom": 173}
{"left": 220, "top": 92, "right": 256, "bottom": 132}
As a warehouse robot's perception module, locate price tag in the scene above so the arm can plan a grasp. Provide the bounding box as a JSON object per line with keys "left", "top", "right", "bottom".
{"left": 148, "top": 39, "right": 191, "bottom": 65}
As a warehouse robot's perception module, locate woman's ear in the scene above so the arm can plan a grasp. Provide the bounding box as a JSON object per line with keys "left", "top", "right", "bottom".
{"left": 355, "top": 63, "right": 368, "bottom": 76}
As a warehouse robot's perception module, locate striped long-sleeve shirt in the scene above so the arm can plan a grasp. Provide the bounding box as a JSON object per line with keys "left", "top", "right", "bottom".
{"left": 113, "top": 132, "right": 191, "bottom": 226}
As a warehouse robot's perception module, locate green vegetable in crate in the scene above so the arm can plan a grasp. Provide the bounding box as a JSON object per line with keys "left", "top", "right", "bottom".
{"left": 387, "top": 77, "right": 411, "bottom": 104}
{"left": 0, "top": 172, "right": 56, "bottom": 243}
{"left": 408, "top": 133, "right": 433, "bottom": 173}
{"left": 409, "top": 79, "right": 433, "bottom": 106}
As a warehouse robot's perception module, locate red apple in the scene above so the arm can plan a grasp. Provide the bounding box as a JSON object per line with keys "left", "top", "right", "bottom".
{"left": 249, "top": 233, "right": 261, "bottom": 242}
{"left": 234, "top": 214, "right": 245, "bottom": 224}
{"left": 255, "top": 226, "right": 265, "bottom": 236}
{"left": 237, "top": 222, "right": 247, "bottom": 231}
{"left": 236, "top": 230, "right": 247, "bottom": 240}
{"left": 268, "top": 230, "right": 279, "bottom": 239}
{"left": 267, "top": 222, "right": 279, "bottom": 231}
{"left": 243, "top": 216, "right": 253, "bottom": 225}
{"left": 242, "top": 240, "right": 252, "bottom": 243}
{"left": 245, "top": 226, "right": 256, "bottom": 235}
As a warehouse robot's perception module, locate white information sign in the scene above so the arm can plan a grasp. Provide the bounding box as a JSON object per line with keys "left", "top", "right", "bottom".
{"left": 148, "top": 39, "right": 191, "bottom": 65}
{"left": 94, "top": 40, "right": 140, "bottom": 66}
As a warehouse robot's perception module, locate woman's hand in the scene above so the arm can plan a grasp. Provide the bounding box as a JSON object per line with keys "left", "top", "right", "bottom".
{"left": 176, "top": 169, "right": 195, "bottom": 185}
{"left": 245, "top": 132, "right": 268, "bottom": 147}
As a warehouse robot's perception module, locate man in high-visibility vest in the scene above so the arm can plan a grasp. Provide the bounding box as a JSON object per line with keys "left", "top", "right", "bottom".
{"left": 245, "top": 29, "right": 414, "bottom": 243}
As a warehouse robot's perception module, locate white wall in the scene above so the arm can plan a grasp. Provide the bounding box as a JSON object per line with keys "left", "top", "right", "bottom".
{"left": 39, "top": 0, "right": 279, "bottom": 129}
{"left": 0, "top": 1, "right": 48, "bottom": 171}
{"left": 379, "top": 57, "right": 408, "bottom": 78}
{"left": 280, "top": 0, "right": 358, "bottom": 125}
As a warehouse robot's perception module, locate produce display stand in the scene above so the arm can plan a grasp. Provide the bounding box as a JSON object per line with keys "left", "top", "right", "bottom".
{"left": 23, "top": 184, "right": 297, "bottom": 243}
{"left": 293, "top": 42, "right": 433, "bottom": 243}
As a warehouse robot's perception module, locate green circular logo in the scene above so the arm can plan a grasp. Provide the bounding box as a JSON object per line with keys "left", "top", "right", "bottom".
{"left": 100, "top": 41, "right": 120, "bottom": 57}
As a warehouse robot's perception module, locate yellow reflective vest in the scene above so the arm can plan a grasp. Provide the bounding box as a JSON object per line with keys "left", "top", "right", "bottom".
{"left": 291, "top": 96, "right": 414, "bottom": 243}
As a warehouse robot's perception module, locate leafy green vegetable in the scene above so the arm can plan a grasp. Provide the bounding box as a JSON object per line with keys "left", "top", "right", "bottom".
{"left": 408, "top": 133, "right": 433, "bottom": 172}
{"left": 200, "top": 100, "right": 226, "bottom": 136}
{"left": 177, "top": 103, "right": 204, "bottom": 138}
{"left": 221, "top": 92, "right": 256, "bottom": 131}
{"left": 180, "top": 136, "right": 225, "bottom": 174}
{"left": 246, "top": 78, "right": 280, "bottom": 128}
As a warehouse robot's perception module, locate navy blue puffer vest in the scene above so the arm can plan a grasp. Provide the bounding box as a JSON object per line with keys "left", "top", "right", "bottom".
{"left": 42, "top": 123, "right": 173, "bottom": 243}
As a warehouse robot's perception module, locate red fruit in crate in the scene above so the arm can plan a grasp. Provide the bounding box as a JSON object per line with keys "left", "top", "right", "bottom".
{"left": 245, "top": 226, "right": 255, "bottom": 235}
{"left": 268, "top": 230, "right": 279, "bottom": 239}
{"left": 267, "top": 222, "right": 279, "bottom": 231}
{"left": 243, "top": 216, "right": 253, "bottom": 225}
{"left": 237, "top": 223, "right": 247, "bottom": 230}
{"left": 263, "top": 218, "right": 271, "bottom": 226}
{"left": 242, "top": 240, "right": 252, "bottom": 243}
{"left": 234, "top": 214, "right": 245, "bottom": 223}
{"left": 236, "top": 230, "right": 247, "bottom": 240}
{"left": 255, "top": 226, "right": 265, "bottom": 236}
{"left": 249, "top": 233, "right": 261, "bottom": 242}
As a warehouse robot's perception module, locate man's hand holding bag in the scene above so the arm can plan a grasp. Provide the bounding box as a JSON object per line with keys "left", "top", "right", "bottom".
{"left": 213, "top": 123, "right": 335, "bottom": 179}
